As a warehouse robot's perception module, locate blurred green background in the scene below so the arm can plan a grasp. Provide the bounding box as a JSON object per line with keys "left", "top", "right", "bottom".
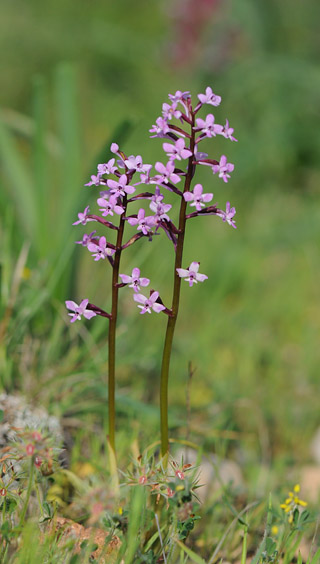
{"left": 1, "top": 0, "right": 320, "bottom": 470}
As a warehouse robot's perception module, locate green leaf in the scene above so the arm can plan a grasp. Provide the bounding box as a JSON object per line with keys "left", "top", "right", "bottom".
{"left": 0, "top": 119, "right": 35, "bottom": 238}
{"left": 176, "top": 540, "right": 206, "bottom": 564}
{"left": 310, "top": 548, "right": 320, "bottom": 564}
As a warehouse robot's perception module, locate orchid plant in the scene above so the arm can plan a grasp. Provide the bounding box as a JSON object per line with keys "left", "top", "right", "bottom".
{"left": 66, "top": 87, "right": 237, "bottom": 460}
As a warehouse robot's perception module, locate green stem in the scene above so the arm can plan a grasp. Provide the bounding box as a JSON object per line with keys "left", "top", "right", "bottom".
{"left": 19, "top": 456, "right": 34, "bottom": 527}
{"left": 108, "top": 196, "right": 127, "bottom": 458}
{"left": 160, "top": 114, "right": 195, "bottom": 459}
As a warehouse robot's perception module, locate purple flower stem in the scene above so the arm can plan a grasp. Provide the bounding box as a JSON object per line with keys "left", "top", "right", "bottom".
{"left": 121, "top": 232, "right": 146, "bottom": 250}
{"left": 87, "top": 214, "right": 119, "bottom": 230}
{"left": 160, "top": 111, "right": 196, "bottom": 461}
{"left": 169, "top": 124, "right": 191, "bottom": 138}
{"left": 108, "top": 194, "right": 127, "bottom": 456}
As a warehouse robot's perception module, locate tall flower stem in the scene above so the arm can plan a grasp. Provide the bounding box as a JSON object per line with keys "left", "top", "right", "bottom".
{"left": 108, "top": 196, "right": 127, "bottom": 457}
{"left": 160, "top": 114, "right": 195, "bottom": 459}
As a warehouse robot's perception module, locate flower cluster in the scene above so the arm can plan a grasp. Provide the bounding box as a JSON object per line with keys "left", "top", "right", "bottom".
{"left": 124, "top": 454, "right": 196, "bottom": 504}
{"left": 0, "top": 428, "right": 57, "bottom": 481}
{"left": 280, "top": 484, "right": 307, "bottom": 524}
{"left": 66, "top": 86, "right": 237, "bottom": 322}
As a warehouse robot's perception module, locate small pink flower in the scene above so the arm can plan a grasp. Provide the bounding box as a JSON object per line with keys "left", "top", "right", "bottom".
{"left": 87, "top": 236, "right": 116, "bottom": 261}
{"left": 72, "top": 206, "right": 95, "bottom": 226}
{"left": 176, "top": 262, "right": 208, "bottom": 287}
{"left": 32, "top": 431, "right": 42, "bottom": 441}
{"left": 197, "top": 86, "right": 221, "bottom": 107}
{"left": 175, "top": 470, "right": 185, "bottom": 480}
{"left": 216, "top": 201, "right": 237, "bottom": 229}
{"left": 127, "top": 209, "right": 155, "bottom": 235}
{"left": 152, "top": 161, "right": 181, "bottom": 185}
{"left": 162, "top": 101, "right": 182, "bottom": 121}
{"left": 35, "top": 456, "right": 42, "bottom": 468}
{"left": 119, "top": 268, "right": 150, "bottom": 292}
{"left": 212, "top": 155, "right": 234, "bottom": 183}
{"left": 183, "top": 183, "right": 213, "bottom": 211}
{"left": 133, "top": 291, "right": 166, "bottom": 315}
{"left": 167, "top": 487, "right": 175, "bottom": 498}
{"left": 162, "top": 138, "right": 192, "bottom": 161}
{"left": 65, "top": 298, "right": 97, "bottom": 323}
{"left": 139, "top": 475, "right": 148, "bottom": 485}
{"left": 0, "top": 488, "right": 7, "bottom": 496}
{"left": 195, "top": 114, "right": 223, "bottom": 138}
{"left": 149, "top": 117, "right": 170, "bottom": 138}
{"left": 26, "top": 444, "right": 35, "bottom": 456}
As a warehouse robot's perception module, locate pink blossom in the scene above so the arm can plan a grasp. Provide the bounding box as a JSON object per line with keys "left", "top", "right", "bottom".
{"left": 183, "top": 183, "right": 213, "bottom": 211}
{"left": 124, "top": 155, "right": 152, "bottom": 174}
{"left": 65, "top": 298, "right": 97, "bottom": 323}
{"left": 97, "top": 158, "right": 118, "bottom": 175}
{"left": 212, "top": 155, "right": 234, "bottom": 183}
{"left": 119, "top": 268, "right": 150, "bottom": 292}
{"left": 162, "top": 138, "right": 192, "bottom": 161}
{"left": 216, "top": 202, "right": 237, "bottom": 228}
{"left": 167, "top": 487, "right": 175, "bottom": 498}
{"left": 72, "top": 206, "right": 95, "bottom": 226}
{"left": 35, "top": 456, "right": 42, "bottom": 468}
{"left": 221, "top": 120, "right": 238, "bottom": 142}
{"left": 133, "top": 291, "right": 166, "bottom": 314}
{"left": 97, "top": 195, "right": 124, "bottom": 217}
{"left": 149, "top": 117, "right": 170, "bottom": 138}
{"left": 195, "top": 114, "right": 223, "bottom": 138}
{"left": 149, "top": 199, "right": 172, "bottom": 223}
{"left": 176, "top": 262, "right": 208, "bottom": 287}
{"left": 168, "top": 90, "right": 190, "bottom": 113}
{"left": 168, "top": 90, "right": 190, "bottom": 104}
{"left": 127, "top": 209, "right": 155, "bottom": 235}
{"left": 194, "top": 145, "right": 208, "bottom": 160}
{"left": 162, "top": 101, "right": 182, "bottom": 121}
{"left": 152, "top": 161, "right": 181, "bottom": 185}
{"left": 197, "top": 86, "right": 221, "bottom": 107}
{"left": 26, "top": 444, "right": 35, "bottom": 456}
{"left": 87, "top": 236, "right": 116, "bottom": 261}
{"left": 110, "top": 143, "right": 119, "bottom": 154}
{"left": 107, "top": 174, "right": 135, "bottom": 196}
{"left": 75, "top": 231, "right": 97, "bottom": 246}
{"left": 85, "top": 174, "right": 102, "bottom": 187}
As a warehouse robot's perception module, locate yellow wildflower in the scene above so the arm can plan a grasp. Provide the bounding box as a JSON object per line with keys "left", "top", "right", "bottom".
{"left": 280, "top": 484, "right": 307, "bottom": 524}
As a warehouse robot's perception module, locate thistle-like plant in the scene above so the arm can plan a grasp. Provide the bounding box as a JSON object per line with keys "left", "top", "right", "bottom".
{"left": 66, "top": 87, "right": 237, "bottom": 459}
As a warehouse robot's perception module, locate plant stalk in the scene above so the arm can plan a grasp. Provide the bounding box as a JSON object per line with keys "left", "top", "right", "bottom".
{"left": 108, "top": 196, "right": 127, "bottom": 457}
{"left": 160, "top": 113, "right": 195, "bottom": 458}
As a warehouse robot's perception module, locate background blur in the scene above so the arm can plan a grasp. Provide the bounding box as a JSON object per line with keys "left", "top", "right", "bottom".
{"left": 1, "top": 0, "right": 320, "bottom": 472}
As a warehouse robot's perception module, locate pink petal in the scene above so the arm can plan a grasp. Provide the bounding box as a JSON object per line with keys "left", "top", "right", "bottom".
{"left": 65, "top": 300, "right": 77, "bottom": 311}
{"left": 152, "top": 303, "right": 166, "bottom": 313}
{"left": 120, "top": 274, "right": 132, "bottom": 283}
{"left": 196, "top": 274, "right": 208, "bottom": 282}
{"left": 83, "top": 310, "right": 97, "bottom": 320}
{"left": 133, "top": 293, "right": 147, "bottom": 305}
{"left": 189, "top": 262, "right": 200, "bottom": 273}
{"left": 176, "top": 268, "right": 189, "bottom": 278}
{"left": 193, "top": 184, "right": 203, "bottom": 196}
